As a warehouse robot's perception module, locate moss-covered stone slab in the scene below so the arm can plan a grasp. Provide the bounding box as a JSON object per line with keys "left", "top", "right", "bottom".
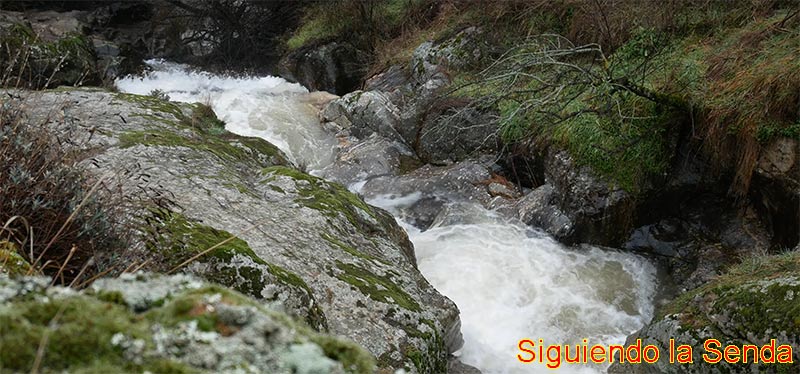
{"left": 0, "top": 273, "right": 374, "bottom": 374}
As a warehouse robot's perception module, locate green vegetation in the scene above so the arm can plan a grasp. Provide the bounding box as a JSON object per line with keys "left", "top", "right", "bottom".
{"left": 0, "top": 23, "right": 98, "bottom": 88}
{"left": 286, "top": 0, "right": 433, "bottom": 51}
{"left": 143, "top": 209, "right": 261, "bottom": 266}
{"left": 309, "top": 334, "right": 377, "bottom": 374}
{"left": 0, "top": 278, "right": 375, "bottom": 374}
{"left": 0, "top": 241, "right": 32, "bottom": 277}
{"left": 142, "top": 209, "right": 311, "bottom": 293}
{"left": 0, "top": 294, "right": 194, "bottom": 373}
{"left": 1, "top": 101, "right": 126, "bottom": 284}
{"left": 141, "top": 208, "right": 329, "bottom": 329}
{"left": 658, "top": 250, "right": 800, "bottom": 326}
{"left": 650, "top": 249, "right": 800, "bottom": 373}
{"left": 288, "top": 1, "right": 800, "bottom": 195}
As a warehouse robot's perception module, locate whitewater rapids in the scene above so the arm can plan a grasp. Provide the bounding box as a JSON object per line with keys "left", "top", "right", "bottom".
{"left": 117, "top": 61, "right": 658, "bottom": 373}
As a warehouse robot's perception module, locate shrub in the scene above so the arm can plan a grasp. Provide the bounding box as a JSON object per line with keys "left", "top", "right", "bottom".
{"left": 286, "top": 0, "right": 438, "bottom": 52}
{"left": 0, "top": 23, "right": 99, "bottom": 89}
{"left": 0, "top": 100, "right": 127, "bottom": 284}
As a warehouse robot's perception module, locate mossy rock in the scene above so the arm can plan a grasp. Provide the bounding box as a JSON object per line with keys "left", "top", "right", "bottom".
{"left": 113, "top": 95, "right": 288, "bottom": 168}
{"left": 141, "top": 209, "right": 328, "bottom": 331}
{"left": 260, "top": 166, "right": 412, "bottom": 245}
{"left": 615, "top": 251, "right": 800, "bottom": 373}
{"left": 335, "top": 260, "right": 420, "bottom": 312}
{"left": 0, "top": 241, "right": 31, "bottom": 277}
{"left": 0, "top": 273, "right": 375, "bottom": 373}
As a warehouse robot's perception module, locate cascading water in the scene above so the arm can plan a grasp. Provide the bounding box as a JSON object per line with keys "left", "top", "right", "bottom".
{"left": 117, "top": 61, "right": 658, "bottom": 374}
{"left": 116, "top": 60, "right": 337, "bottom": 171}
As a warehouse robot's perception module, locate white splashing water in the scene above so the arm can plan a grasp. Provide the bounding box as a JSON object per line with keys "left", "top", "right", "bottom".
{"left": 115, "top": 60, "right": 337, "bottom": 171}
{"left": 369, "top": 195, "right": 656, "bottom": 374}
{"left": 116, "top": 63, "right": 657, "bottom": 374}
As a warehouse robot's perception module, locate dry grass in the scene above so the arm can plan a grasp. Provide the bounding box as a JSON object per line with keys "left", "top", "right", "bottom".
{"left": 0, "top": 99, "right": 132, "bottom": 285}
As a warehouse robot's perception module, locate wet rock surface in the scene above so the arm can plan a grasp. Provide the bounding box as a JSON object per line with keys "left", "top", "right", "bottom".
{"left": 512, "top": 150, "right": 634, "bottom": 246}
{"left": 319, "top": 26, "right": 500, "bottom": 181}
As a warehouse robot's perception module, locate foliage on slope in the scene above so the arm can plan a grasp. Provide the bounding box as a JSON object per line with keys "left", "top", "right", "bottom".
{"left": 287, "top": 0, "right": 800, "bottom": 195}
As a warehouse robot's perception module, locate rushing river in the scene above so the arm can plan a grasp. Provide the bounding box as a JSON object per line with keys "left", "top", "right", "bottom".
{"left": 117, "top": 61, "right": 658, "bottom": 374}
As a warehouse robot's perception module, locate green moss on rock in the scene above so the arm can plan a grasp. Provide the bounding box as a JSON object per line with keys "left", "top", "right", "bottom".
{"left": 0, "top": 294, "right": 187, "bottom": 373}
{"left": 641, "top": 251, "right": 800, "bottom": 373}
{"left": 321, "top": 232, "right": 378, "bottom": 262}
{"left": 118, "top": 129, "right": 283, "bottom": 167}
{"left": 114, "top": 93, "right": 287, "bottom": 167}
{"left": 335, "top": 260, "right": 420, "bottom": 312}
{"left": 262, "top": 166, "right": 378, "bottom": 230}
{"left": 0, "top": 241, "right": 31, "bottom": 277}
{"left": 143, "top": 209, "right": 327, "bottom": 330}
{"left": 183, "top": 103, "right": 226, "bottom": 135}
{"left": 144, "top": 209, "right": 262, "bottom": 266}
{"left": 310, "top": 334, "right": 377, "bottom": 374}
{"left": 0, "top": 274, "right": 374, "bottom": 373}
{"left": 113, "top": 92, "right": 187, "bottom": 119}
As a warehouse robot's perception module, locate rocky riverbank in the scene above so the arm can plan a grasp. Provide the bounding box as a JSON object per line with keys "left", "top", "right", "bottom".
{"left": 281, "top": 7, "right": 799, "bottom": 372}
{"left": 1, "top": 1, "right": 798, "bottom": 373}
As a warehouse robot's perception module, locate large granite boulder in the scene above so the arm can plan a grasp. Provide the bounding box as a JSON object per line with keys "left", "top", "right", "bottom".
{"left": 322, "top": 90, "right": 406, "bottom": 144}
{"left": 11, "top": 88, "right": 461, "bottom": 373}
{"left": 319, "top": 27, "right": 500, "bottom": 168}
{"left": 317, "top": 132, "right": 418, "bottom": 188}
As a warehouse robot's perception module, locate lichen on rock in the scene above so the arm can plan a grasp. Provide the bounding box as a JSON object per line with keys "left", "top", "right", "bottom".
{"left": 610, "top": 250, "right": 800, "bottom": 373}
{"left": 0, "top": 273, "right": 375, "bottom": 374}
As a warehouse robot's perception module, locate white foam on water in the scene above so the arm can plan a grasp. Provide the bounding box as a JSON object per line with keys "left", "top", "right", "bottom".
{"left": 117, "top": 63, "right": 658, "bottom": 374}
{"left": 372, "top": 196, "right": 657, "bottom": 374}
{"left": 115, "top": 60, "right": 337, "bottom": 171}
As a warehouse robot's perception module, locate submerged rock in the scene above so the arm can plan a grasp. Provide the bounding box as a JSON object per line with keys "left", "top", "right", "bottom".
{"left": 11, "top": 88, "right": 461, "bottom": 373}
{"left": 0, "top": 273, "right": 374, "bottom": 374}
{"left": 359, "top": 158, "right": 518, "bottom": 230}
